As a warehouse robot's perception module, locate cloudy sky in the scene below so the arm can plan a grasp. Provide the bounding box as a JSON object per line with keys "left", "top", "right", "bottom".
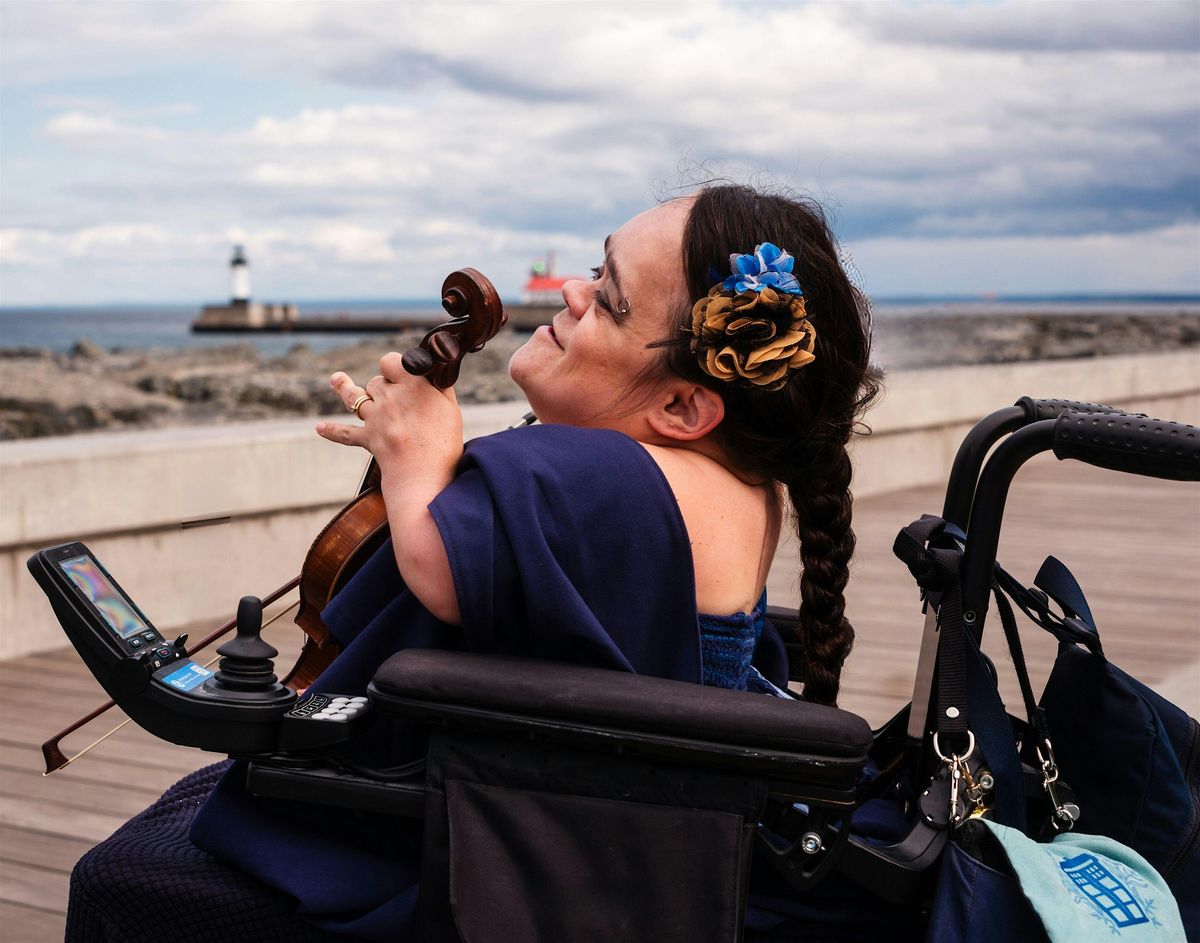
{"left": 1, "top": 0, "right": 1197, "bottom": 305}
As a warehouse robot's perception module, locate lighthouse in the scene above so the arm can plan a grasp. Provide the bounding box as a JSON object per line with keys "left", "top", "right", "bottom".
{"left": 193, "top": 244, "right": 297, "bottom": 331}
{"left": 231, "top": 245, "right": 250, "bottom": 304}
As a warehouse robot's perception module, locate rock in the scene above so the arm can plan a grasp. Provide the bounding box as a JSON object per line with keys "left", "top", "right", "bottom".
{"left": 70, "top": 338, "right": 107, "bottom": 359}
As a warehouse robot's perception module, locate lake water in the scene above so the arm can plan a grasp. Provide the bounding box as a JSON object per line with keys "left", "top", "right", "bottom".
{"left": 2, "top": 295, "right": 1198, "bottom": 355}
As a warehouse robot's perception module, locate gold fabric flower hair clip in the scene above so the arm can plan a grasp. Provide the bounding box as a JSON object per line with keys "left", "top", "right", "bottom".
{"left": 688, "top": 243, "right": 816, "bottom": 391}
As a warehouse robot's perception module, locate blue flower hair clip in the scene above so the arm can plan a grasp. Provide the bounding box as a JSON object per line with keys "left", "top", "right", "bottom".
{"left": 721, "top": 243, "right": 803, "bottom": 297}
{"left": 688, "top": 242, "right": 816, "bottom": 391}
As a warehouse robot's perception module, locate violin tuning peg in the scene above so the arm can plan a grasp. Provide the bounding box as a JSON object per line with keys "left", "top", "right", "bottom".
{"left": 442, "top": 287, "right": 466, "bottom": 315}
{"left": 428, "top": 333, "right": 461, "bottom": 364}
{"left": 402, "top": 347, "right": 435, "bottom": 377}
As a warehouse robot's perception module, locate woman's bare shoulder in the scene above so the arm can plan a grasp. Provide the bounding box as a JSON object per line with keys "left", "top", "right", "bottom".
{"left": 639, "top": 442, "right": 782, "bottom": 613}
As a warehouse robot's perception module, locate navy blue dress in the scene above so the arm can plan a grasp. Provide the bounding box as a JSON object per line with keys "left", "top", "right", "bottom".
{"left": 68, "top": 425, "right": 792, "bottom": 941}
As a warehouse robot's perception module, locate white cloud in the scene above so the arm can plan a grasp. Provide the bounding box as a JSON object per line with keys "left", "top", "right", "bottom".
{"left": 1, "top": 0, "right": 1197, "bottom": 302}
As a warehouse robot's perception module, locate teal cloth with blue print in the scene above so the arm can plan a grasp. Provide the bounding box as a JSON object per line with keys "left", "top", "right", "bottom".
{"left": 980, "top": 820, "right": 1185, "bottom": 942}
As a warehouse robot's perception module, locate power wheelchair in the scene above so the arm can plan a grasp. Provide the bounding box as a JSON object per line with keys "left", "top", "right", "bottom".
{"left": 29, "top": 397, "right": 1200, "bottom": 941}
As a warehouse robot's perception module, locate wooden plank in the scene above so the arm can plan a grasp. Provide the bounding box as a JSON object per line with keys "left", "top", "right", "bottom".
{"left": 1, "top": 767, "right": 167, "bottom": 816}
{"left": 0, "top": 859, "right": 71, "bottom": 913}
{"left": 1, "top": 796, "right": 131, "bottom": 845}
{"left": 0, "top": 901, "right": 64, "bottom": 942}
{"left": 0, "top": 727, "right": 214, "bottom": 773}
{"left": 0, "top": 743, "right": 198, "bottom": 793}
{"left": 0, "top": 826, "right": 93, "bottom": 873}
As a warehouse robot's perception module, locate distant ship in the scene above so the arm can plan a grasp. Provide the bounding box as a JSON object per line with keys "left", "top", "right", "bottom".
{"left": 503, "top": 253, "right": 577, "bottom": 331}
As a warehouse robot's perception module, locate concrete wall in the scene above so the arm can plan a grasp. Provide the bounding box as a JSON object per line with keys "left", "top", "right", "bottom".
{"left": 2, "top": 351, "right": 1196, "bottom": 658}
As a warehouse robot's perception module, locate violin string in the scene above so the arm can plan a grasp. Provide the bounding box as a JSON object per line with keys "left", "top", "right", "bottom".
{"left": 55, "top": 595, "right": 302, "bottom": 771}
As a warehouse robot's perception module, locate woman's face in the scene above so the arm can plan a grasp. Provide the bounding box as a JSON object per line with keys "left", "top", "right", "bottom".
{"left": 509, "top": 200, "right": 691, "bottom": 430}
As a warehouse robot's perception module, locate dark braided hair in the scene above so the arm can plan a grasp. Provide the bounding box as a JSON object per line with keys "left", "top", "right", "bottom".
{"left": 652, "top": 184, "right": 880, "bottom": 706}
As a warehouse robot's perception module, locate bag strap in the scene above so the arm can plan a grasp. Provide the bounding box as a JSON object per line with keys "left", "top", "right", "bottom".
{"left": 893, "top": 516, "right": 971, "bottom": 754}
{"left": 993, "top": 559, "right": 1103, "bottom": 657}
{"left": 989, "top": 559, "right": 1092, "bottom": 833}
{"left": 989, "top": 584, "right": 1046, "bottom": 740}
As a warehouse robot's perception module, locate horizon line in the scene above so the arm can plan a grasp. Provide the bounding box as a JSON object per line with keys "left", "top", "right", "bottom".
{"left": 5, "top": 290, "right": 1200, "bottom": 312}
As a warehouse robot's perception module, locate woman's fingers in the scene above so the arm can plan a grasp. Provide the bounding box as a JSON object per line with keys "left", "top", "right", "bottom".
{"left": 315, "top": 419, "right": 368, "bottom": 448}
{"left": 379, "top": 351, "right": 406, "bottom": 381}
{"left": 364, "top": 374, "right": 389, "bottom": 400}
{"left": 330, "top": 371, "right": 372, "bottom": 414}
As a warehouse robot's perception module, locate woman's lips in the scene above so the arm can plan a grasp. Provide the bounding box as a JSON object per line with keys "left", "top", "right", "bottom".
{"left": 547, "top": 322, "right": 563, "bottom": 349}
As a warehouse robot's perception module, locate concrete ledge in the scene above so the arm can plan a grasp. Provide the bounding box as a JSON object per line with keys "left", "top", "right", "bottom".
{"left": 851, "top": 351, "right": 1199, "bottom": 497}
{"left": 2, "top": 352, "right": 1196, "bottom": 658}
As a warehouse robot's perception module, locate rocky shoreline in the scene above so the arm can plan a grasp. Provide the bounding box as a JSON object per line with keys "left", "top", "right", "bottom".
{"left": 2, "top": 311, "right": 1197, "bottom": 441}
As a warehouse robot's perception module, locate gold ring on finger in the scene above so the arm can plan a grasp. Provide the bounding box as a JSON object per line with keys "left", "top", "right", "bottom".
{"left": 350, "top": 393, "right": 373, "bottom": 418}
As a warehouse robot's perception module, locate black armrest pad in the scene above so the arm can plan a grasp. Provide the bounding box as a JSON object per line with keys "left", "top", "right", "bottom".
{"left": 371, "top": 650, "right": 870, "bottom": 759}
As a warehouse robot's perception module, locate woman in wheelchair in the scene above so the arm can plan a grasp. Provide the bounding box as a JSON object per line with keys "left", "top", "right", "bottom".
{"left": 68, "top": 184, "right": 904, "bottom": 942}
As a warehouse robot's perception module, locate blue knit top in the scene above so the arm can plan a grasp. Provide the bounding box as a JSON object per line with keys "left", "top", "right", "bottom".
{"left": 699, "top": 591, "right": 768, "bottom": 691}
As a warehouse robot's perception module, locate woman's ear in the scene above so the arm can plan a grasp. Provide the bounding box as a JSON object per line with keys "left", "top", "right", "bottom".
{"left": 647, "top": 383, "right": 725, "bottom": 442}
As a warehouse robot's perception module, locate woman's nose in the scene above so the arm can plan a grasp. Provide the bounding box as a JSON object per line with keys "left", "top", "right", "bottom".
{"left": 561, "top": 279, "right": 591, "bottom": 319}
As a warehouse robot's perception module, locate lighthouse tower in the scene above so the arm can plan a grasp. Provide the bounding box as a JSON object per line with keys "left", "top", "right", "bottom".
{"left": 231, "top": 245, "right": 250, "bottom": 304}
{"left": 192, "top": 244, "right": 298, "bottom": 331}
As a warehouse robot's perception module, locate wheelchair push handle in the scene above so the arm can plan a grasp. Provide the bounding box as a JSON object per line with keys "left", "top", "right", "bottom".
{"left": 1053, "top": 411, "right": 1200, "bottom": 483}
{"left": 1016, "top": 396, "right": 1127, "bottom": 423}
{"left": 960, "top": 410, "right": 1198, "bottom": 624}
{"left": 941, "top": 396, "right": 1125, "bottom": 529}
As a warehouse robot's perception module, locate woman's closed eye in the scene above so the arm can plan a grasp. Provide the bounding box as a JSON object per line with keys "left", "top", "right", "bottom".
{"left": 589, "top": 261, "right": 628, "bottom": 323}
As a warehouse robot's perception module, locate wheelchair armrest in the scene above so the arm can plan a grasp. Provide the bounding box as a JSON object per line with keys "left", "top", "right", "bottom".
{"left": 369, "top": 650, "right": 872, "bottom": 799}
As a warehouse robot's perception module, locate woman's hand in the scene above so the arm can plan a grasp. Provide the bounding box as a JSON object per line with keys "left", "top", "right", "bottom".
{"left": 317, "top": 351, "right": 464, "bottom": 480}
{"left": 315, "top": 351, "right": 464, "bottom": 626}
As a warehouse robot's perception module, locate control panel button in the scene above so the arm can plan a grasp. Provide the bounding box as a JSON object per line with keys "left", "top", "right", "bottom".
{"left": 141, "top": 631, "right": 157, "bottom": 643}
{"left": 129, "top": 637, "right": 142, "bottom": 649}
{"left": 155, "top": 646, "right": 174, "bottom": 659}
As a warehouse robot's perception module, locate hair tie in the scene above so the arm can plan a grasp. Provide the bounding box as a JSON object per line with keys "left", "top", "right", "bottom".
{"left": 687, "top": 243, "right": 816, "bottom": 391}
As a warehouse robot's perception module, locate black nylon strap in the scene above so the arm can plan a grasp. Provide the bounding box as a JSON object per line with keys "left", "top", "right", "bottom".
{"left": 934, "top": 582, "right": 970, "bottom": 748}
{"left": 990, "top": 582, "right": 1051, "bottom": 747}
{"left": 893, "top": 516, "right": 970, "bottom": 749}
{"left": 992, "top": 563, "right": 1102, "bottom": 655}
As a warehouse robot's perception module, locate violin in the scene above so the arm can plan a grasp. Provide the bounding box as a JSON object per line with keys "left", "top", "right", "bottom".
{"left": 41, "top": 269, "right": 507, "bottom": 774}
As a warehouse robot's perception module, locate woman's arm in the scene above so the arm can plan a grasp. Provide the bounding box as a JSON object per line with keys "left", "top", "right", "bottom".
{"left": 317, "top": 352, "right": 463, "bottom": 626}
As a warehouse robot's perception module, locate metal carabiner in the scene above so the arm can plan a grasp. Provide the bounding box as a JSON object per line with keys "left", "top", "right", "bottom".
{"left": 1036, "top": 739, "right": 1080, "bottom": 832}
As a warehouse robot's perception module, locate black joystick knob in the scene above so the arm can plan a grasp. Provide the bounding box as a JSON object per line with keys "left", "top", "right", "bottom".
{"left": 212, "top": 596, "right": 283, "bottom": 693}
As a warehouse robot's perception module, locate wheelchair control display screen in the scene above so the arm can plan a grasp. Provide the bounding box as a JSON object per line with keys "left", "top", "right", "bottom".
{"left": 36, "top": 542, "right": 164, "bottom": 656}
{"left": 59, "top": 553, "right": 151, "bottom": 641}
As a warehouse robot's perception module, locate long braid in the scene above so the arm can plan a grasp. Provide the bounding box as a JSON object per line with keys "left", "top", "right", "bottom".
{"left": 789, "top": 441, "right": 856, "bottom": 706}
{"left": 653, "top": 183, "right": 880, "bottom": 706}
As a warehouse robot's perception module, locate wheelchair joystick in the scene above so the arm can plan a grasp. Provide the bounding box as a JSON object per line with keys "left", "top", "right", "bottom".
{"left": 208, "top": 596, "right": 293, "bottom": 703}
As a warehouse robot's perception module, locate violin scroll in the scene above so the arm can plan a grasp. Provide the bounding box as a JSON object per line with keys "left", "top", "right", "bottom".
{"left": 401, "top": 269, "right": 506, "bottom": 389}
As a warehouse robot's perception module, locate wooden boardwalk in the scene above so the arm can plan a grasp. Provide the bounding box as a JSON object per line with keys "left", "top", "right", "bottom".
{"left": 2, "top": 459, "right": 1197, "bottom": 939}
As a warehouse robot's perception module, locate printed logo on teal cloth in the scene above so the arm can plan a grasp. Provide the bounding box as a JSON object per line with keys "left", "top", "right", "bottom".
{"left": 1058, "top": 853, "right": 1150, "bottom": 930}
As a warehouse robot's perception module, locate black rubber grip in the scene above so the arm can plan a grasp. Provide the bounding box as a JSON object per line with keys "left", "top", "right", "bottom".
{"left": 1054, "top": 412, "right": 1200, "bottom": 482}
{"left": 1016, "top": 397, "right": 1130, "bottom": 422}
